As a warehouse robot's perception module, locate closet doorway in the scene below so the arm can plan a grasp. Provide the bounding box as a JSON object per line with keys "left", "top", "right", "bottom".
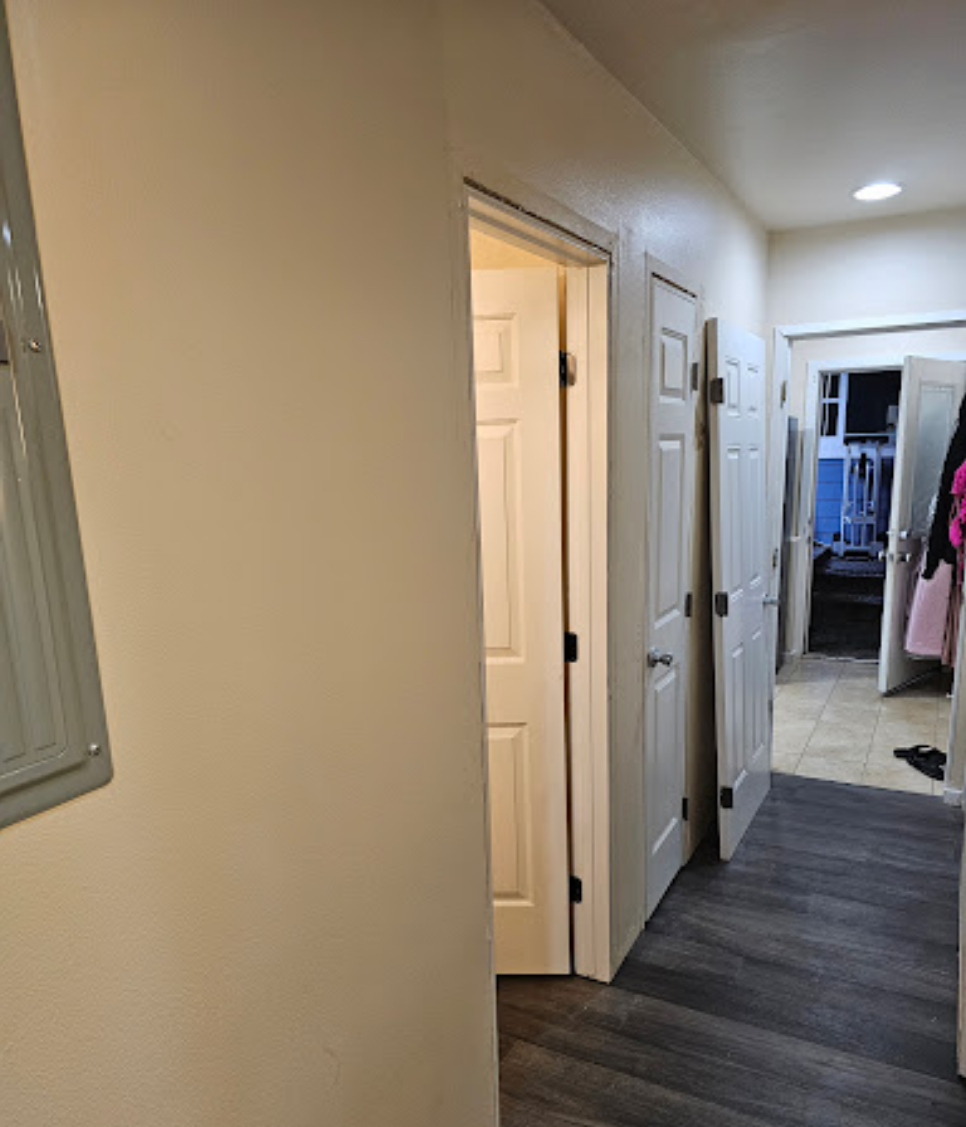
{"left": 465, "top": 187, "right": 612, "bottom": 981}
{"left": 773, "top": 353, "right": 966, "bottom": 797}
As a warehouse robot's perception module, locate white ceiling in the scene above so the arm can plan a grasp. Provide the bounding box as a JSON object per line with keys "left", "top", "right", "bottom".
{"left": 541, "top": 0, "right": 966, "bottom": 230}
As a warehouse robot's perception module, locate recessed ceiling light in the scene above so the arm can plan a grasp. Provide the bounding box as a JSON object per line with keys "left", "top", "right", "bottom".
{"left": 852, "top": 182, "right": 903, "bottom": 202}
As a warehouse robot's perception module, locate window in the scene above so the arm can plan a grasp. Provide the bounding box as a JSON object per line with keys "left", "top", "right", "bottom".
{"left": 0, "top": 18, "right": 112, "bottom": 830}
{"left": 821, "top": 401, "right": 839, "bottom": 438}
{"left": 820, "top": 371, "right": 845, "bottom": 439}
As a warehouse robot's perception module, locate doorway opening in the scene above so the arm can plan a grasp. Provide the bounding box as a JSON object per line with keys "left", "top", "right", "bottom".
{"left": 775, "top": 352, "right": 966, "bottom": 796}
{"left": 807, "top": 368, "right": 899, "bottom": 659}
{"left": 465, "top": 188, "right": 611, "bottom": 982}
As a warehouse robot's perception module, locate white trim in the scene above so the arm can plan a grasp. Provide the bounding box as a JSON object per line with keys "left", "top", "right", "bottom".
{"left": 645, "top": 252, "right": 704, "bottom": 303}
{"left": 467, "top": 187, "right": 614, "bottom": 983}
{"left": 946, "top": 590, "right": 966, "bottom": 809}
{"left": 767, "top": 331, "right": 791, "bottom": 668}
{"left": 778, "top": 309, "right": 966, "bottom": 342}
{"left": 563, "top": 261, "right": 612, "bottom": 983}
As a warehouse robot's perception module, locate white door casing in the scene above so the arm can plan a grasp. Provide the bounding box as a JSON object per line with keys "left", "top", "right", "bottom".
{"left": 879, "top": 356, "right": 966, "bottom": 694}
{"left": 644, "top": 276, "right": 699, "bottom": 918}
{"left": 563, "top": 262, "right": 612, "bottom": 981}
{"left": 471, "top": 267, "right": 571, "bottom": 974}
{"left": 767, "top": 343, "right": 790, "bottom": 670}
{"left": 708, "top": 319, "right": 771, "bottom": 861}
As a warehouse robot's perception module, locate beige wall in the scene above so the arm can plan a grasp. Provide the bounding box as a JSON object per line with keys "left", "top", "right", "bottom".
{"left": 0, "top": 3, "right": 496, "bottom": 1127}
{"left": 770, "top": 208, "right": 966, "bottom": 418}
{"left": 442, "top": 0, "right": 768, "bottom": 961}
{"left": 769, "top": 207, "right": 966, "bottom": 327}
{"left": 0, "top": 0, "right": 769, "bottom": 1124}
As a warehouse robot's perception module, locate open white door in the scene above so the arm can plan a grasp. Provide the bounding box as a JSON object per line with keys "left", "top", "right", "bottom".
{"left": 708, "top": 319, "right": 771, "bottom": 861}
{"left": 644, "top": 275, "right": 698, "bottom": 917}
{"left": 879, "top": 357, "right": 966, "bottom": 694}
{"left": 471, "top": 267, "right": 571, "bottom": 974}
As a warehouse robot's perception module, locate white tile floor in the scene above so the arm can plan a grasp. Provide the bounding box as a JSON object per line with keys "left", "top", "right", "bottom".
{"left": 773, "top": 657, "right": 952, "bottom": 795}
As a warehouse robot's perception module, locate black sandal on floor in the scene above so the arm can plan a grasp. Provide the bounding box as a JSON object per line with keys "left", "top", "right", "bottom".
{"left": 893, "top": 744, "right": 934, "bottom": 761}
{"left": 908, "top": 746, "right": 947, "bottom": 781}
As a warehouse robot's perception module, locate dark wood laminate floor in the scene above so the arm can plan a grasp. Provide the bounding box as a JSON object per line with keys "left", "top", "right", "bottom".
{"left": 498, "top": 774, "right": 966, "bottom": 1126}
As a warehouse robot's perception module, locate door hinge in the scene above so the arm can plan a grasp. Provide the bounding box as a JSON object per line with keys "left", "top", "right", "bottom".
{"left": 569, "top": 875, "right": 583, "bottom": 904}
{"left": 709, "top": 376, "right": 725, "bottom": 405}
{"left": 684, "top": 592, "right": 694, "bottom": 618}
{"left": 780, "top": 380, "right": 788, "bottom": 407}
{"left": 720, "top": 786, "right": 734, "bottom": 810}
{"left": 564, "top": 631, "right": 579, "bottom": 664}
{"left": 559, "top": 351, "right": 577, "bottom": 388}
{"left": 691, "top": 361, "right": 701, "bottom": 392}
{"left": 682, "top": 796, "right": 689, "bottom": 822}
{"left": 714, "top": 591, "right": 729, "bottom": 617}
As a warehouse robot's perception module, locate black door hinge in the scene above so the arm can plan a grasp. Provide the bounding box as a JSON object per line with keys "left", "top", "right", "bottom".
{"left": 569, "top": 875, "right": 583, "bottom": 904}
{"left": 564, "top": 631, "right": 579, "bottom": 663}
{"left": 720, "top": 786, "right": 734, "bottom": 809}
{"left": 559, "top": 351, "right": 577, "bottom": 388}
{"left": 684, "top": 592, "right": 693, "bottom": 618}
{"left": 714, "top": 591, "right": 729, "bottom": 617}
{"left": 682, "top": 796, "right": 690, "bottom": 822}
{"left": 691, "top": 361, "right": 701, "bottom": 392}
{"left": 709, "top": 376, "right": 725, "bottom": 404}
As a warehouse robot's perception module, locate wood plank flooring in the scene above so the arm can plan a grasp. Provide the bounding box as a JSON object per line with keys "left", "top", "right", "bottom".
{"left": 498, "top": 774, "right": 966, "bottom": 1126}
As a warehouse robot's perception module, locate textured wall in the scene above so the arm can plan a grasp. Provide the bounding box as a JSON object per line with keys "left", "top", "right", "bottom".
{"left": 770, "top": 207, "right": 966, "bottom": 327}
{"left": 0, "top": 0, "right": 771, "bottom": 1123}
{"left": 0, "top": 3, "right": 497, "bottom": 1126}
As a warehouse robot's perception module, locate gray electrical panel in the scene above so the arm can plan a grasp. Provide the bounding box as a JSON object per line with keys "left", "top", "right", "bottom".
{"left": 0, "top": 8, "right": 112, "bottom": 830}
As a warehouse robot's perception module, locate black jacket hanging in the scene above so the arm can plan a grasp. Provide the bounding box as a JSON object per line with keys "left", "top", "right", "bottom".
{"left": 924, "top": 396, "right": 966, "bottom": 577}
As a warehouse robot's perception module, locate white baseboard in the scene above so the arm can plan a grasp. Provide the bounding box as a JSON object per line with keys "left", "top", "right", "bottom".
{"left": 942, "top": 785, "right": 963, "bottom": 807}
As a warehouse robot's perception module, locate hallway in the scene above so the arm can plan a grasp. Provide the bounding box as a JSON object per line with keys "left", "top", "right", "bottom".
{"left": 498, "top": 775, "right": 965, "bottom": 1126}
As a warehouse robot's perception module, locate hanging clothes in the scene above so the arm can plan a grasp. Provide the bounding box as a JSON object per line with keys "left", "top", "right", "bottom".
{"left": 905, "top": 452, "right": 966, "bottom": 663}
{"left": 906, "top": 558, "right": 953, "bottom": 658}
{"left": 949, "top": 459, "right": 966, "bottom": 551}
{"left": 942, "top": 458, "right": 966, "bottom": 664}
{"left": 923, "top": 397, "right": 966, "bottom": 578}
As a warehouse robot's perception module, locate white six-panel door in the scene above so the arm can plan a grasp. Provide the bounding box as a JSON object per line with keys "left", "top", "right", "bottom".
{"left": 879, "top": 356, "right": 966, "bottom": 694}
{"left": 708, "top": 319, "right": 771, "bottom": 861}
{"left": 471, "top": 267, "right": 571, "bottom": 974}
{"left": 645, "top": 276, "right": 698, "bottom": 917}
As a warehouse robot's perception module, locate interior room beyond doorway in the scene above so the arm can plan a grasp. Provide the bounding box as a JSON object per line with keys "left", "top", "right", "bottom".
{"left": 807, "top": 368, "right": 899, "bottom": 659}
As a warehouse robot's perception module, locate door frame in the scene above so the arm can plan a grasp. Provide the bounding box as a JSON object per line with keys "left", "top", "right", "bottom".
{"left": 464, "top": 186, "right": 613, "bottom": 982}
{"left": 786, "top": 350, "right": 966, "bottom": 662}
{"left": 774, "top": 306, "right": 966, "bottom": 665}
{"left": 796, "top": 355, "right": 906, "bottom": 660}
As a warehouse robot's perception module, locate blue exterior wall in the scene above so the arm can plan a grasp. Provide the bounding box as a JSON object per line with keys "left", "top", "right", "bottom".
{"left": 815, "top": 458, "right": 844, "bottom": 544}
{"left": 814, "top": 455, "right": 896, "bottom": 545}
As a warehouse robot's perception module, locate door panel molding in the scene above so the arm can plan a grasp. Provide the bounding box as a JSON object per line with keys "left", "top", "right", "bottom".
{"left": 708, "top": 318, "right": 771, "bottom": 861}
{"left": 643, "top": 262, "right": 700, "bottom": 918}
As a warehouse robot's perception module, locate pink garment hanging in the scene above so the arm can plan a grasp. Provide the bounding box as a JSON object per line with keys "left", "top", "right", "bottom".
{"left": 942, "top": 458, "right": 966, "bottom": 663}
{"left": 950, "top": 459, "right": 966, "bottom": 549}
{"left": 906, "top": 559, "right": 953, "bottom": 658}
